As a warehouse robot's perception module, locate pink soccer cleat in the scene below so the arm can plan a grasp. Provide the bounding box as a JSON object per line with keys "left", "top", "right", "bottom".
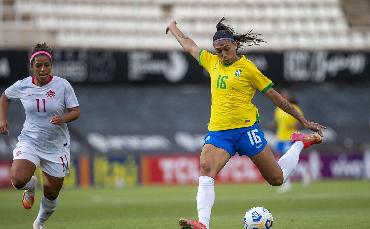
{"left": 22, "top": 190, "right": 35, "bottom": 210}
{"left": 179, "top": 218, "right": 207, "bottom": 229}
{"left": 291, "top": 132, "right": 322, "bottom": 149}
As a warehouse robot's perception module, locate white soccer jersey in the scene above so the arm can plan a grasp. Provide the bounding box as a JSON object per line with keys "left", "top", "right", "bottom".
{"left": 5, "top": 76, "right": 79, "bottom": 154}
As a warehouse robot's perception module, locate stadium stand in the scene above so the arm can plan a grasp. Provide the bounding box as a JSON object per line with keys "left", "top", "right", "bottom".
{"left": 0, "top": 0, "right": 369, "bottom": 50}
{"left": 342, "top": 0, "right": 370, "bottom": 31}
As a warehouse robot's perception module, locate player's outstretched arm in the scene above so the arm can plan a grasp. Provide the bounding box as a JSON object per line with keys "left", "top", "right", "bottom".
{"left": 264, "top": 88, "right": 325, "bottom": 134}
{"left": 0, "top": 93, "right": 10, "bottom": 135}
{"left": 166, "top": 20, "right": 200, "bottom": 60}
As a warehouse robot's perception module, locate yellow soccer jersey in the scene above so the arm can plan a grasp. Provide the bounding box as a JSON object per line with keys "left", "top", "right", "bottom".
{"left": 274, "top": 104, "right": 302, "bottom": 141}
{"left": 198, "top": 49, "right": 273, "bottom": 131}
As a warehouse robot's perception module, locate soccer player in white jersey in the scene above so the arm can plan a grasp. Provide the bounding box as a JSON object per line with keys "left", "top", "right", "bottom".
{"left": 0, "top": 43, "right": 80, "bottom": 229}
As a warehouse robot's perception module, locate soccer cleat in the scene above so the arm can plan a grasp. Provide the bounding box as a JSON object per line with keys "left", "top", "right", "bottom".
{"left": 22, "top": 190, "right": 35, "bottom": 209}
{"left": 291, "top": 132, "right": 322, "bottom": 149}
{"left": 33, "top": 221, "right": 46, "bottom": 229}
{"left": 179, "top": 218, "right": 207, "bottom": 229}
{"left": 22, "top": 176, "right": 37, "bottom": 210}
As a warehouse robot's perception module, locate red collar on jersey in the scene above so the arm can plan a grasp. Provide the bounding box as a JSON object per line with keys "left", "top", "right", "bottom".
{"left": 32, "top": 75, "right": 53, "bottom": 86}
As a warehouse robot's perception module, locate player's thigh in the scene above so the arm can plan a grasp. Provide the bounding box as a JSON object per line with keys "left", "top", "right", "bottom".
{"left": 42, "top": 172, "right": 64, "bottom": 199}
{"left": 200, "top": 144, "right": 230, "bottom": 177}
{"left": 249, "top": 145, "right": 283, "bottom": 185}
{"left": 11, "top": 144, "right": 39, "bottom": 184}
{"left": 11, "top": 159, "right": 37, "bottom": 184}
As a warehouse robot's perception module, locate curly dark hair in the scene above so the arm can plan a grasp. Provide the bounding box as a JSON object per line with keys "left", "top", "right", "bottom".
{"left": 214, "top": 17, "right": 265, "bottom": 50}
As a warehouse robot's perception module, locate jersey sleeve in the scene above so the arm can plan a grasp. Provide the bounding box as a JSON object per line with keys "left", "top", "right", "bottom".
{"left": 198, "top": 49, "right": 217, "bottom": 74}
{"left": 4, "top": 80, "right": 22, "bottom": 100}
{"left": 248, "top": 61, "right": 273, "bottom": 93}
{"left": 64, "top": 80, "right": 79, "bottom": 108}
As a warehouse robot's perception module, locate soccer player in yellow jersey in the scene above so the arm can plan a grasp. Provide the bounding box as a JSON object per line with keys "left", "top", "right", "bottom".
{"left": 273, "top": 89, "right": 311, "bottom": 193}
{"left": 274, "top": 89, "right": 303, "bottom": 154}
{"left": 166, "top": 18, "right": 325, "bottom": 229}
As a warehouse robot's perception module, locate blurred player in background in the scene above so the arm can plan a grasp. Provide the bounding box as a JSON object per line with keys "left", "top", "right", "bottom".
{"left": 0, "top": 43, "right": 80, "bottom": 229}
{"left": 273, "top": 88, "right": 311, "bottom": 193}
{"left": 167, "top": 18, "right": 325, "bottom": 229}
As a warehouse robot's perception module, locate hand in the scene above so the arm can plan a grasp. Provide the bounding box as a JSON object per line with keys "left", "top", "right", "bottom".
{"left": 0, "top": 119, "right": 9, "bottom": 135}
{"left": 166, "top": 20, "right": 177, "bottom": 34}
{"left": 302, "top": 119, "right": 326, "bottom": 136}
{"left": 50, "top": 115, "right": 65, "bottom": 125}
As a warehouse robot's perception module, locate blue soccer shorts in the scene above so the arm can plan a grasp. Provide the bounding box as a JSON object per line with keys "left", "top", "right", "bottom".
{"left": 204, "top": 122, "right": 268, "bottom": 157}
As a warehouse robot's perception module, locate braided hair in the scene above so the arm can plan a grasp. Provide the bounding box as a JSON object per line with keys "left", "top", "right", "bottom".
{"left": 213, "top": 17, "right": 265, "bottom": 50}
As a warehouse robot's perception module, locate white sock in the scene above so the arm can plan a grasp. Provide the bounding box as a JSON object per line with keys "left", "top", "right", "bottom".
{"left": 13, "top": 176, "right": 37, "bottom": 191}
{"left": 277, "top": 141, "right": 304, "bottom": 183}
{"left": 277, "top": 178, "right": 292, "bottom": 193}
{"left": 35, "top": 197, "right": 58, "bottom": 224}
{"left": 197, "top": 176, "right": 215, "bottom": 229}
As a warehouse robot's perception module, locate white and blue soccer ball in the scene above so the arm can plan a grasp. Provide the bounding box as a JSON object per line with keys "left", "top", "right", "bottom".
{"left": 243, "top": 206, "right": 273, "bottom": 229}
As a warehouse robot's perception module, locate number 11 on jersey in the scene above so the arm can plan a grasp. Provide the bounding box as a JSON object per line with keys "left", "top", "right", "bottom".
{"left": 36, "top": 98, "right": 46, "bottom": 112}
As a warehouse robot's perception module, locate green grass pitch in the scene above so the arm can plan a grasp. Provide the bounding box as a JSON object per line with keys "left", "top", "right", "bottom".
{"left": 0, "top": 180, "right": 369, "bottom": 228}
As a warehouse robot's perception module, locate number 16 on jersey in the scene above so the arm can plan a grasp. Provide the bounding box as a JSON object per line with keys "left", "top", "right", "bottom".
{"left": 247, "top": 129, "right": 262, "bottom": 146}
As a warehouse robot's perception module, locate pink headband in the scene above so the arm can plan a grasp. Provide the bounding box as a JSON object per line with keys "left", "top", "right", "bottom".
{"left": 29, "top": 51, "right": 52, "bottom": 64}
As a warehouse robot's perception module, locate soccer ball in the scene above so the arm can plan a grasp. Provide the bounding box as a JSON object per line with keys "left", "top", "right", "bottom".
{"left": 243, "top": 206, "right": 273, "bottom": 229}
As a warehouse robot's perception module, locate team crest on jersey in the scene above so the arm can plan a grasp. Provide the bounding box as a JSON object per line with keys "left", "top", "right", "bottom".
{"left": 46, "top": 90, "right": 56, "bottom": 98}
{"left": 235, "top": 69, "right": 242, "bottom": 77}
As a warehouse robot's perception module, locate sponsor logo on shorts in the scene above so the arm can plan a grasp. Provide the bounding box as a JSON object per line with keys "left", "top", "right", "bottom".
{"left": 256, "top": 143, "right": 263, "bottom": 149}
{"left": 15, "top": 150, "right": 22, "bottom": 156}
{"left": 60, "top": 154, "right": 69, "bottom": 172}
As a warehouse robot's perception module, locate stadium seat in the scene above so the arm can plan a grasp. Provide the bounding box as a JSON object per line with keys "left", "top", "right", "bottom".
{"left": 2, "top": 0, "right": 368, "bottom": 49}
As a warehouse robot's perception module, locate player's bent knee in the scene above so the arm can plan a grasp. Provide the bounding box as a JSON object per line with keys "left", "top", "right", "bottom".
{"left": 11, "top": 177, "right": 27, "bottom": 189}
{"left": 267, "top": 175, "right": 284, "bottom": 186}
{"left": 199, "top": 162, "right": 213, "bottom": 177}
